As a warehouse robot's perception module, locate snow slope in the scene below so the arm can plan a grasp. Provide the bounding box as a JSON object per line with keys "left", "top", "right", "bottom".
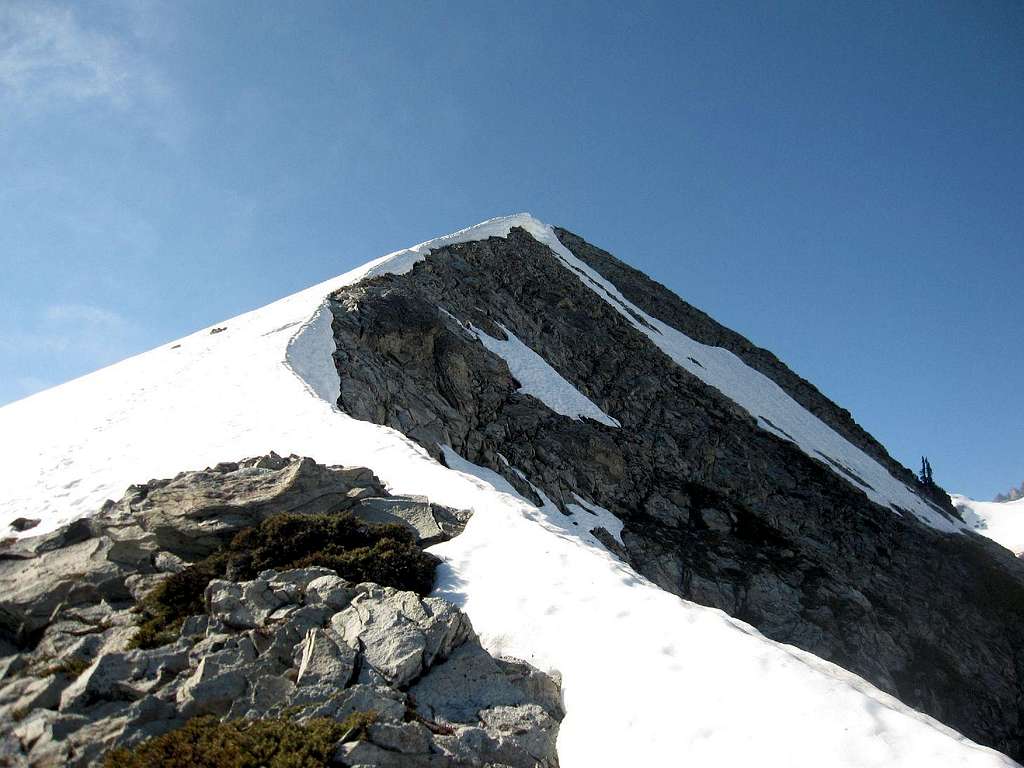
{"left": 952, "top": 495, "right": 1024, "bottom": 555}
{"left": 0, "top": 213, "right": 1014, "bottom": 766}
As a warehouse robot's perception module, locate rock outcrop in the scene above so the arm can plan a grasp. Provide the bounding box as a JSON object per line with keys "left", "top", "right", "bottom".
{"left": 327, "top": 226, "right": 1024, "bottom": 759}
{"left": 0, "top": 454, "right": 560, "bottom": 767}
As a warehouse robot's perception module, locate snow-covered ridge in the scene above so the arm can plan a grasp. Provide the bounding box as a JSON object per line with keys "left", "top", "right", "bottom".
{"left": 952, "top": 494, "right": 1024, "bottom": 555}
{"left": 0, "top": 214, "right": 541, "bottom": 534}
{"left": 0, "top": 214, "right": 1014, "bottom": 766}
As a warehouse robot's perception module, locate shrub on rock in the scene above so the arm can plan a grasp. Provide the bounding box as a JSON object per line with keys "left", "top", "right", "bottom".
{"left": 131, "top": 513, "right": 439, "bottom": 649}
{"left": 102, "top": 711, "right": 376, "bottom": 768}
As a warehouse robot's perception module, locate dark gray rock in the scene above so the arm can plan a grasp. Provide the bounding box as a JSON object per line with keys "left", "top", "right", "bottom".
{"left": 326, "top": 225, "right": 1024, "bottom": 760}
{"left": 552, "top": 227, "right": 954, "bottom": 513}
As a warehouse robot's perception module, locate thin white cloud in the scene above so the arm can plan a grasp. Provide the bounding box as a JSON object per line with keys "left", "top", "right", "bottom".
{"left": 0, "top": 1, "right": 183, "bottom": 143}
{"left": 44, "top": 303, "right": 129, "bottom": 329}
{"left": 1, "top": 2, "right": 129, "bottom": 105}
{"left": 0, "top": 302, "right": 146, "bottom": 404}
{"left": 13, "top": 375, "right": 54, "bottom": 399}
{"left": 0, "top": 302, "right": 139, "bottom": 356}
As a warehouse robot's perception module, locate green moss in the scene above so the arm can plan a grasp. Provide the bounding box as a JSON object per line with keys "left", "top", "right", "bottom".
{"left": 129, "top": 553, "right": 229, "bottom": 650}
{"left": 102, "top": 711, "right": 376, "bottom": 768}
{"left": 19, "top": 654, "right": 94, "bottom": 681}
{"left": 130, "top": 512, "right": 439, "bottom": 649}
{"left": 39, "top": 656, "right": 92, "bottom": 680}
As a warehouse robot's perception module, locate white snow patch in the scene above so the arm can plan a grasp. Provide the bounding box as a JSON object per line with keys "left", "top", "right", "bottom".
{"left": 951, "top": 494, "right": 1024, "bottom": 555}
{"left": 286, "top": 301, "right": 340, "bottom": 403}
{"left": 471, "top": 323, "right": 619, "bottom": 427}
{"left": 0, "top": 212, "right": 1014, "bottom": 766}
{"left": 567, "top": 492, "right": 625, "bottom": 544}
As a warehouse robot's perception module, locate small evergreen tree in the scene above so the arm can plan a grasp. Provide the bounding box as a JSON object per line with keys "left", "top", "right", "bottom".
{"left": 919, "top": 456, "right": 934, "bottom": 486}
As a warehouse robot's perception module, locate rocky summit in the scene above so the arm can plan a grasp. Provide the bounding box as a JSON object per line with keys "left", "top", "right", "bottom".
{"left": 0, "top": 214, "right": 1021, "bottom": 767}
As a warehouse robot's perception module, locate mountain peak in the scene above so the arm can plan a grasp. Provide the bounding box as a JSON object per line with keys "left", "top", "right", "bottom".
{"left": 2, "top": 219, "right": 1022, "bottom": 766}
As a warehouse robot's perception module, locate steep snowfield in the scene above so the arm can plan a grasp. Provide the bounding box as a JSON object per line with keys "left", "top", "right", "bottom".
{"left": 0, "top": 214, "right": 1014, "bottom": 766}
{"left": 952, "top": 495, "right": 1024, "bottom": 555}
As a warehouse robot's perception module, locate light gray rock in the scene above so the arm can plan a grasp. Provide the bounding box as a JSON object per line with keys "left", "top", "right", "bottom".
{"left": 0, "top": 537, "right": 128, "bottom": 636}
{"left": 333, "top": 593, "right": 430, "bottom": 687}
{"left": 419, "top": 598, "right": 473, "bottom": 666}
{"left": 294, "top": 628, "right": 355, "bottom": 688}
{"left": 495, "top": 658, "right": 564, "bottom": 720}
{"left": 332, "top": 589, "right": 471, "bottom": 689}
{"left": 0, "top": 654, "right": 26, "bottom": 682}
{"left": 366, "top": 721, "right": 433, "bottom": 754}
{"left": 349, "top": 496, "right": 444, "bottom": 544}
{"left": 434, "top": 705, "right": 559, "bottom": 768}
{"left": 241, "top": 578, "right": 287, "bottom": 623}
{"left": 205, "top": 580, "right": 255, "bottom": 629}
{"left": 242, "top": 674, "right": 295, "bottom": 717}
{"left": 266, "top": 567, "right": 337, "bottom": 600}
{"left": 411, "top": 642, "right": 524, "bottom": 723}
{"left": 59, "top": 653, "right": 140, "bottom": 712}
{"left": 175, "top": 658, "right": 247, "bottom": 718}
{"left": 153, "top": 551, "right": 187, "bottom": 574}
{"left": 105, "top": 456, "right": 386, "bottom": 560}
{"left": 305, "top": 574, "right": 356, "bottom": 610}
{"left": 178, "top": 614, "right": 212, "bottom": 639}
{"left": 478, "top": 704, "right": 560, "bottom": 767}
{"left": 9, "top": 674, "right": 66, "bottom": 714}
{"left": 335, "top": 739, "right": 451, "bottom": 767}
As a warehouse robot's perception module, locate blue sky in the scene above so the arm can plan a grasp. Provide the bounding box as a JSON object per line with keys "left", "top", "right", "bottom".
{"left": 0, "top": 0, "right": 1020, "bottom": 499}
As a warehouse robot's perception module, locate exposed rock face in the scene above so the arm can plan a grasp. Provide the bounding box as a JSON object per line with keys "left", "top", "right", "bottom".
{"left": 550, "top": 228, "right": 959, "bottom": 513}
{"left": 327, "top": 227, "right": 1024, "bottom": 759}
{"left": 0, "top": 454, "right": 558, "bottom": 767}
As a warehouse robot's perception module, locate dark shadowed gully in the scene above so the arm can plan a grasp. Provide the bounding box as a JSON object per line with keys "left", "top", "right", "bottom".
{"left": 328, "top": 226, "right": 1024, "bottom": 760}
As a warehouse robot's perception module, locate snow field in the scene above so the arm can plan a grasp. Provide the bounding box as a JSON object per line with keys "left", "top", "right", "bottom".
{"left": 951, "top": 494, "right": 1024, "bottom": 555}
